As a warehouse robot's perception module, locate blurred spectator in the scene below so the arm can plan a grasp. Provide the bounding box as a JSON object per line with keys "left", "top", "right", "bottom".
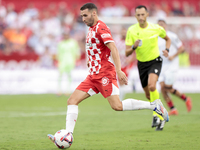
{"left": 100, "top": 1, "right": 129, "bottom": 17}
{"left": 171, "top": 1, "right": 184, "bottom": 16}
{"left": 17, "top": 9, "right": 31, "bottom": 28}
{"left": 113, "top": 1, "right": 129, "bottom": 17}
{"left": 42, "top": 9, "right": 61, "bottom": 37}
{"left": 57, "top": 1, "right": 68, "bottom": 23}
{"left": 0, "top": 17, "right": 6, "bottom": 52}
{"left": 148, "top": 2, "right": 157, "bottom": 16}
{"left": 24, "top": 3, "right": 38, "bottom": 18}
{"left": 3, "top": 26, "right": 27, "bottom": 54}
{"left": 154, "top": 4, "right": 167, "bottom": 18}
{"left": 39, "top": 46, "right": 54, "bottom": 68}
{"left": 100, "top": 1, "right": 114, "bottom": 17}
{"left": 0, "top": 0, "right": 199, "bottom": 67}
{"left": 183, "top": 1, "right": 196, "bottom": 16}
{"left": 27, "top": 15, "right": 41, "bottom": 34}
{"left": 0, "top": 4, "right": 6, "bottom": 18}
{"left": 5, "top": 3, "right": 17, "bottom": 26}
{"left": 160, "top": 1, "right": 170, "bottom": 16}
{"left": 48, "top": 2, "right": 57, "bottom": 17}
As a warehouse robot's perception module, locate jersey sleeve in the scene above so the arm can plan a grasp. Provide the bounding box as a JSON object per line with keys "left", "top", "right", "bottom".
{"left": 125, "top": 27, "right": 134, "bottom": 46}
{"left": 172, "top": 34, "right": 182, "bottom": 48}
{"left": 157, "top": 24, "right": 166, "bottom": 38}
{"left": 97, "top": 25, "right": 114, "bottom": 44}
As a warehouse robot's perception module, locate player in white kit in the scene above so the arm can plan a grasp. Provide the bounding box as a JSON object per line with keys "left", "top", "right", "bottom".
{"left": 157, "top": 19, "right": 192, "bottom": 117}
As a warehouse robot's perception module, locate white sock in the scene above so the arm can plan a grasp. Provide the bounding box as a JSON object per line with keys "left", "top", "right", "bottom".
{"left": 122, "top": 98, "right": 155, "bottom": 111}
{"left": 66, "top": 105, "right": 78, "bottom": 133}
{"left": 119, "top": 85, "right": 127, "bottom": 101}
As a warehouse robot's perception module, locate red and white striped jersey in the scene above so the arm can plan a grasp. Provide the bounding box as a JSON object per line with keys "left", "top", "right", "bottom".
{"left": 86, "top": 20, "right": 115, "bottom": 79}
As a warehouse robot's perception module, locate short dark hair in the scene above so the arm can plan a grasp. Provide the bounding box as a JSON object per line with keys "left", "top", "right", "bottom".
{"left": 80, "top": 3, "right": 98, "bottom": 12}
{"left": 135, "top": 5, "right": 148, "bottom": 12}
{"left": 158, "top": 19, "right": 167, "bottom": 24}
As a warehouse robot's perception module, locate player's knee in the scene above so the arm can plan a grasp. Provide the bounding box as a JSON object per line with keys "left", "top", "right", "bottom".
{"left": 160, "top": 86, "right": 165, "bottom": 93}
{"left": 171, "top": 89, "right": 176, "bottom": 94}
{"left": 164, "top": 86, "right": 173, "bottom": 92}
{"left": 148, "top": 84, "right": 156, "bottom": 91}
{"left": 67, "top": 97, "right": 78, "bottom": 105}
{"left": 111, "top": 104, "right": 123, "bottom": 111}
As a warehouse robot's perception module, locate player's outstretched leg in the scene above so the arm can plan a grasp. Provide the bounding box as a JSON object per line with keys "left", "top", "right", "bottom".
{"left": 148, "top": 88, "right": 166, "bottom": 127}
{"left": 152, "top": 99, "right": 169, "bottom": 122}
{"left": 171, "top": 89, "right": 192, "bottom": 112}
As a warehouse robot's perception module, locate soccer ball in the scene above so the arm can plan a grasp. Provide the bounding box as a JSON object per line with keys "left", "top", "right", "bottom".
{"left": 54, "top": 129, "right": 73, "bottom": 149}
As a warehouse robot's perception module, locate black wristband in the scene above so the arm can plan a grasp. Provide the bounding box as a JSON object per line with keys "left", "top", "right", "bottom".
{"left": 132, "top": 45, "right": 136, "bottom": 50}
{"left": 165, "top": 48, "right": 169, "bottom": 52}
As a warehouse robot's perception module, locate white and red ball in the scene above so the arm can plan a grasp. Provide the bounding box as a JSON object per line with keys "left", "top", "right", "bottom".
{"left": 54, "top": 129, "right": 73, "bottom": 149}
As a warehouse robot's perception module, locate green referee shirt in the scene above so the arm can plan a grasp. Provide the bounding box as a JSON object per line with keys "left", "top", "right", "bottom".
{"left": 57, "top": 39, "right": 80, "bottom": 72}
{"left": 125, "top": 22, "right": 166, "bottom": 62}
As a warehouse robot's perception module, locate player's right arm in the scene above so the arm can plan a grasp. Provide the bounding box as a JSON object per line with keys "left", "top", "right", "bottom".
{"left": 162, "top": 35, "right": 171, "bottom": 57}
{"left": 125, "top": 40, "right": 140, "bottom": 57}
{"left": 125, "top": 27, "right": 138, "bottom": 57}
{"left": 106, "top": 42, "right": 128, "bottom": 85}
{"left": 157, "top": 24, "right": 171, "bottom": 57}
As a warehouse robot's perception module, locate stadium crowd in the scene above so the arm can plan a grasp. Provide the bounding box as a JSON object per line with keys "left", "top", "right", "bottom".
{"left": 0, "top": 1, "right": 200, "bottom": 68}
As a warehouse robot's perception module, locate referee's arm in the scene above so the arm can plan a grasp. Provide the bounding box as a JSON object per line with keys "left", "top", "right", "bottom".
{"left": 162, "top": 35, "right": 171, "bottom": 57}
{"left": 125, "top": 40, "right": 140, "bottom": 57}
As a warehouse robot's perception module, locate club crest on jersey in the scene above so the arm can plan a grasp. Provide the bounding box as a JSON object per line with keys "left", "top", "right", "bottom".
{"left": 102, "top": 77, "right": 109, "bottom": 86}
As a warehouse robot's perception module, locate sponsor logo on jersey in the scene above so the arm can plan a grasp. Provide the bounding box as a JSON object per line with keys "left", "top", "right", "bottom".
{"left": 102, "top": 77, "right": 109, "bottom": 86}
{"left": 101, "top": 33, "right": 111, "bottom": 39}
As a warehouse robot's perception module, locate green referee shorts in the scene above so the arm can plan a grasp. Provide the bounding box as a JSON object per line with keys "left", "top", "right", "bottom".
{"left": 137, "top": 56, "right": 162, "bottom": 88}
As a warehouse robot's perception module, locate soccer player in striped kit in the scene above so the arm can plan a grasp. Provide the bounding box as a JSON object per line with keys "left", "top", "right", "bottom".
{"left": 48, "top": 3, "right": 169, "bottom": 146}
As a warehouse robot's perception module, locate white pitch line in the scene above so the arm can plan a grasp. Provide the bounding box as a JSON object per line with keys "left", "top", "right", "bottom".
{"left": 0, "top": 111, "right": 66, "bottom": 118}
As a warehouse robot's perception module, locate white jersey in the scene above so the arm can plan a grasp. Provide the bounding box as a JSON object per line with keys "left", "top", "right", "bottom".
{"left": 158, "top": 30, "right": 182, "bottom": 70}
{"left": 158, "top": 30, "right": 182, "bottom": 85}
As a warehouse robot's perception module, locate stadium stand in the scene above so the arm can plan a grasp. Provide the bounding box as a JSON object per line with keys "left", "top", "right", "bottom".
{"left": 0, "top": 0, "right": 200, "bottom": 69}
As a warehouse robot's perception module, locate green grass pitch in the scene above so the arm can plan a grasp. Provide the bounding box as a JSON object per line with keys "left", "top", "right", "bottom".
{"left": 0, "top": 93, "right": 200, "bottom": 150}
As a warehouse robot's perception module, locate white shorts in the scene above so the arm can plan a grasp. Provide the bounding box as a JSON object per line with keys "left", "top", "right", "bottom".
{"left": 159, "top": 66, "right": 177, "bottom": 85}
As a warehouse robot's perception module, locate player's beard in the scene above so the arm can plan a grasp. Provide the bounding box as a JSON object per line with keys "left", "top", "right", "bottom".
{"left": 87, "top": 16, "right": 95, "bottom": 27}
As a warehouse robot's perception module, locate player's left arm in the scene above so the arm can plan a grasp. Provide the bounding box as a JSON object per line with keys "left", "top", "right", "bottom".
{"left": 162, "top": 35, "right": 171, "bottom": 57}
{"left": 168, "top": 35, "right": 184, "bottom": 61}
{"left": 106, "top": 42, "right": 128, "bottom": 85}
{"left": 168, "top": 45, "right": 185, "bottom": 61}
